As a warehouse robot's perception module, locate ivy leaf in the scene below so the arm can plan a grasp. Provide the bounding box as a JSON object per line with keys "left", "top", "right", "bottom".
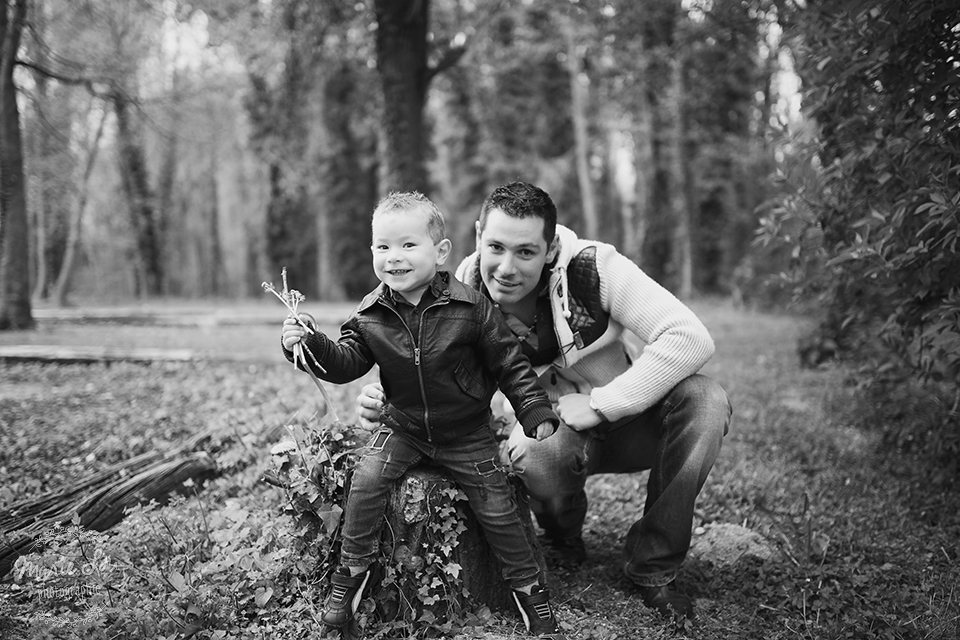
{"left": 443, "top": 563, "right": 462, "bottom": 579}
{"left": 255, "top": 586, "right": 274, "bottom": 607}
{"left": 317, "top": 505, "right": 343, "bottom": 533}
{"left": 168, "top": 570, "right": 187, "bottom": 593}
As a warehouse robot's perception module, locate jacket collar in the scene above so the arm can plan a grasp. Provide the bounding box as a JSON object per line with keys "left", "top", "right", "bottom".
{"left": 357, "top": 271, "right": 472, "bottom": 312}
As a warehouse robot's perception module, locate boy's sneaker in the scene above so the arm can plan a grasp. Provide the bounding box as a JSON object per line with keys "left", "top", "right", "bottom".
{"left": 321, "top": 566, "right": 370, "bottom": 627}
{"left": 512, "top": 584, "right": 567, "bottom": 639}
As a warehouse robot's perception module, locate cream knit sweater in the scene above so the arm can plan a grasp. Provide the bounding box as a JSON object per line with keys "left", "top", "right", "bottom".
{"left": 456, "top": 225, "right": 714, "bottom": 422}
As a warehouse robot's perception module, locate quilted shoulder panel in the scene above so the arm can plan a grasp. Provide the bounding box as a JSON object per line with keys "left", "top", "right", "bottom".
{"left": 565, "top": 247, "right": 609, "bottom": 348}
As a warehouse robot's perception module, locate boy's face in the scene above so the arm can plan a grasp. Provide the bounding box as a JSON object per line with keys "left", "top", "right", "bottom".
{"left": 476, "top": 208, "right": 557, "bottom": 311}
{"left": 372, "top": 210, "right": 451, "bottom": 303}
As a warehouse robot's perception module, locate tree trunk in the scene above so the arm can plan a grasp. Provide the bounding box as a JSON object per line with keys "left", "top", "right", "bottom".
{"left": 309, "top": 64, "right": 350, "bottom": 302}
{"left": 29, "top": 124, "right": 46, "bottom": 300}
{"left": 665, "top": 55, "right": 692, "bottom": 299}
{"left": 622, "top": 29, "right": 653, "bottom": 266}
{"left": 0, "top": 0, "right": 33, "bottom": 330}
{"left": 374, "top": 0, "right": 430, "bottom": 194}
{"left": 609, "top": 126, "right": 636, "bottom": 255}
{"left": 27, "top": 0, "right": 52, "bottom": 301}
{"left": 53, "top": 104, "right": 107, "bottom": 307}
{"left": 565, "top": 21, "right": 599, "bottom": 240}
{"left": 206, "top": 153, "right": 223, "bottom": 296}
{"left": 112, "top": 89, "right": 163, "bottom": 297}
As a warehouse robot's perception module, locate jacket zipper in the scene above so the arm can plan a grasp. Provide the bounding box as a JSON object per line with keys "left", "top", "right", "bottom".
{"left": 381, "top": 295, "right": 447, "bottom": 442}
{"left": 415, "top": 298, "right": 447, "bottom": 440}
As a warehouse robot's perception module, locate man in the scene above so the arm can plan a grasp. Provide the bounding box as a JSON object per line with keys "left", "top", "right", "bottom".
{"left": 357, "top": 181, "right": 732, "bottom": 619}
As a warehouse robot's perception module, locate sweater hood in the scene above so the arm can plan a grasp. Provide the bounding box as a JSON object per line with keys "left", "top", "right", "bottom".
{"left": 549, "top": 225, "right": 581, "bottom": 321}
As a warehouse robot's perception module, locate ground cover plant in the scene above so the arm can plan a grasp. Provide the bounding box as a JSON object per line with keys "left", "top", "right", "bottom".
{"left": 0, "top": 301, "right": 958, "bottom": 639}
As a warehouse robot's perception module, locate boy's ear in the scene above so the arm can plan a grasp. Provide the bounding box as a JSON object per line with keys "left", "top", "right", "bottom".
{"left": 474, "top": 220, "right": 482, "bottom": 250}
{"left": 436, "top": 238, "right": 453, "bottom": 266}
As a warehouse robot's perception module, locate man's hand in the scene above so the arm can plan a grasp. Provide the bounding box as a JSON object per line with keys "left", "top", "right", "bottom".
{"left": 356, "top": 382, "right": 385, "bottom": 430}
{"left": 533, "top": 421, "right": 557, "bottom": 441}
{"left": 556, "top": 393, "right": 604, "bottom": 431}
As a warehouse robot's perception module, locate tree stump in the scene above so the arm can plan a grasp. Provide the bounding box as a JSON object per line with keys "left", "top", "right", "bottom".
{"left": 380, "top": 465, "right": 543, "bottom": 618}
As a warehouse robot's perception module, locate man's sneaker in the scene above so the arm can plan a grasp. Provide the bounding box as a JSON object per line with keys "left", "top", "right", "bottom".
{"left": 321, "top": 566, "right": 370, "bottom": 627}
{"left": 512, "top": 584, "right": 567, "bottom": 639}
{"left": 638, "top": 580, "right": 695, "bottom": 619}
{"left": 541, "top": 535, "right": 586, "bottom": 570}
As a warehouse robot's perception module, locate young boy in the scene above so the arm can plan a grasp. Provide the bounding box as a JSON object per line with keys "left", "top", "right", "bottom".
{"left": 281, "top": 192, "right": 566, "bottom": 639}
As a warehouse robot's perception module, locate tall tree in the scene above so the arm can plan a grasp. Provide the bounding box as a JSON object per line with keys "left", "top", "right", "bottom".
{"left": 0, "top": 0, "right": 32, "bottom": 330}
{"left": 564, "top": 14, "right": 599, "bottom": 240}
{"left": 373, "top": 0, "right": 466, "bottom": 195}
{"left": 112, "top": 86, "right": 163, "bottom": 296}
{"left": 374, "top": 0, "right": 430, "bottom": 194}
{"left": 52, "top": 100, "right": 106, "bottom": 306}
{"left": 665, "top": 52, "right": 692, "bottom": 299}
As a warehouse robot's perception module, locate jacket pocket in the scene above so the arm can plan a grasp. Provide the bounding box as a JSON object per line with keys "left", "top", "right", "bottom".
{"left": 454, "top": 360, "right": 485, "bottom": 400}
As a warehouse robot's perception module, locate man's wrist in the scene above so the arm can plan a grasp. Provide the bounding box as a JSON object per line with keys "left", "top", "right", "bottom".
{"left": 588, "top": 397, "right": 608, "bottom": 422}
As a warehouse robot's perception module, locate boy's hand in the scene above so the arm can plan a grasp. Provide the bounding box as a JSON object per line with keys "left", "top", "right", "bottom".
{"left": 533, "top": 421, "right": 557, "bottom": 441}
{"left": 282, "top": 316, "right": 305, "bottom": 351}
{"left": 356, "top": 382, "right": 385, "bottom": 430}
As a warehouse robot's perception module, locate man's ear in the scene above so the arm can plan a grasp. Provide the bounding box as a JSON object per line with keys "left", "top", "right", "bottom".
{"left": 546, "top": 233, "right": 560, "bottom": 262}
{"left": 436, "top": 238, "right": 453, "bottom": 266}
{"left": 474, "top": 220, "right": 482, "bottom": 250}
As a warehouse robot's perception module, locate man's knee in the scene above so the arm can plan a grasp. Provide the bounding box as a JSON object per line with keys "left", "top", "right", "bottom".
{"left": 507, "top": 425, "right": 589, "bottom": 499}
{"left": 670, "top": 375, "right": 732, "bottom": 434}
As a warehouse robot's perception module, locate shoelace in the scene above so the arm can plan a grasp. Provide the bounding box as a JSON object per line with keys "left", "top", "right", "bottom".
{"left": 330, "top": 584, "right": 349, "bottom": 604}
{"left": 533, "top": 601, "right": 552, "bottom": 619}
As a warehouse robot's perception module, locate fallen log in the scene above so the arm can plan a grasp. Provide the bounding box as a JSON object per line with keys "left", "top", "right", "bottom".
{"left": 0, "top": 345, "right": 195, "bottom": 364}
{"left": 0, "top": 432, "right": 220, "bottom": 578}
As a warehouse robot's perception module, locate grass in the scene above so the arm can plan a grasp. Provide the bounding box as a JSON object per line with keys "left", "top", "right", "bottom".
{"left": 1, "top": 297, "right": 958, "bottom": 639}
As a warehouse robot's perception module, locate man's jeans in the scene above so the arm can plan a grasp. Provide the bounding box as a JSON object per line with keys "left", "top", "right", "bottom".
{"left": 506, "top": 374, "right": 732, "bottom": 588}
{"left": 340, "top": 426, "right": 542, "bottom": 590}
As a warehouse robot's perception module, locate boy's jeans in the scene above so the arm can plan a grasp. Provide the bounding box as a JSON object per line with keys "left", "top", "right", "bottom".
{"left": 506, "top": 374, "right": 732, "bottom": 587}
{"left": 340, "top": 425, "right": 542, "bottom": 590}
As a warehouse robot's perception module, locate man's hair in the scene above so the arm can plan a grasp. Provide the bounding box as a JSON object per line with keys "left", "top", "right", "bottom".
{"left": 479, "top": 181, "right": 557, "bottom": 243}
{"left": 372, "top": 191, "right": 446, "bottom": 244}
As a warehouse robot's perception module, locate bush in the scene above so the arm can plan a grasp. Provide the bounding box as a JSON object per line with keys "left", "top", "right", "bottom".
{"left": 756, "top": 0, "right": 960, "bottom": 389}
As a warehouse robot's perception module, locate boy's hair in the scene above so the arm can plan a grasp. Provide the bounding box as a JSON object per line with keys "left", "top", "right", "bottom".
{"left": 478, "top": 181, "right": 557, "bottom": 243}
{"left": 372, "top": 191, "right": 446, "bottom": 244}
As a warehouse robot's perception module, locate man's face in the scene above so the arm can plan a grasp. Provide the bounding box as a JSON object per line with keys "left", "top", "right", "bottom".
{"left": 476, "top": 208, "right": 557, "bottom": 310}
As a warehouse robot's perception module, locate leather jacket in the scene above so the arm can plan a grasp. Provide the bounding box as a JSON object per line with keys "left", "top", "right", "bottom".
{"left": 285, "top": 271, "right": 557, "bottom": 443}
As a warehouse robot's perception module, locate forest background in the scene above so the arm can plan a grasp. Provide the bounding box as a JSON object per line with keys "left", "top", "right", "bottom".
{"left": 0, "top": 1, "right": 958, "bottom": 638}
{"left": 0, "top": 0, "right": 957, "bottom": 400}
{"left": 0, "top": 0, "right": 952, "bottom": 487}
{"left": 0, "top": 0, "right": 956, "bottom": 401}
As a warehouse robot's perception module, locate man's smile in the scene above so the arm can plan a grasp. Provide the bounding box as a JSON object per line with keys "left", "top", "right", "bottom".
{"left": 492, "top": 276, "right": 520, "bottom": 288}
